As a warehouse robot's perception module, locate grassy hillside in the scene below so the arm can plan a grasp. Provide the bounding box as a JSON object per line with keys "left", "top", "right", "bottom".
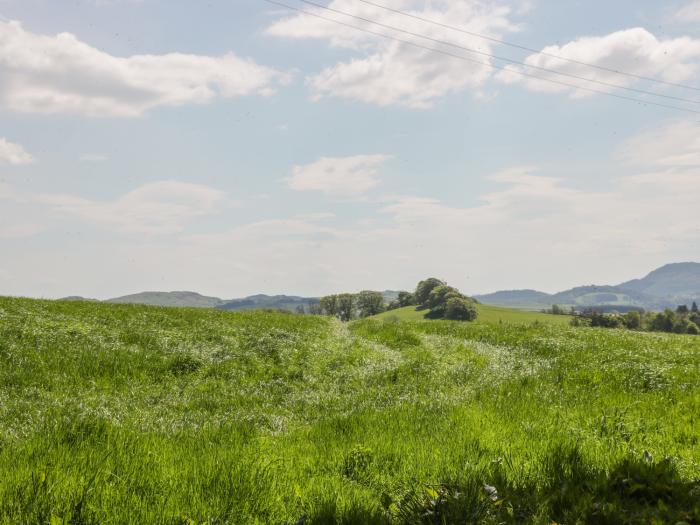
{"left": 374, "top": 304, "right": 573, "bottom": 325}
{"left": 0, "top": 297, "right": 699, "bottom": 524}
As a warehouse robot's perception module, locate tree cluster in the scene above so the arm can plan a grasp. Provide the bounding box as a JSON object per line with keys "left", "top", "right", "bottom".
{"left": 385, "top": 291, "right": 416, "bottom": 311}
{"left": 318, "top": 291, "right": 387, "bottom": 321}
{"left": 316, "top": 278, "right": 479, "bottom": 323}
{"left": 413, "top": 278, "right": 478, "bottom": 321}
{"left": 571, "top": 302, "right": 700, "bottom": 335}
{"left": 543, "top": 304, "right": 575, "bottom": 316}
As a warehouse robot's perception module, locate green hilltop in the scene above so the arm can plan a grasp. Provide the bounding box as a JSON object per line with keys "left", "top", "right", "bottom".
{"left": 374, "top": 303, "right": 572, "bottom": 325}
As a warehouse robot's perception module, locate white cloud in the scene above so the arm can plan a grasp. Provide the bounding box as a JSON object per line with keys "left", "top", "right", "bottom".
{"left": 0, "top": 137, "right": 33, "bottom": 165}
{"left": 497, "top": 28, "right": 700, "bottom": 97}
{"left": 672, "top": 1, "right": 700, "bottom": 23}
{"left": 3, "top": 121, "right": 700, "bottom": 298}
{"left": 616, "top": 120, "right": 700, "bottom": 168}
{"left": 38, "top": 180, "right": 226, "bottom": 234}
{"left": 0, "top": 20, "right": 287, "bottom": 117}
{"left": 266, "top": 0, "right": 518, "bottom": 108}
{"left": 286, "top": 154, "right": 391, "bottom": 195}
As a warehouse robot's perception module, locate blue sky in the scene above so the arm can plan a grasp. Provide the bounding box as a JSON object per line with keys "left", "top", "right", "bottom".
{"left": 1, "top": 0, "right": 699, "bottom": 299}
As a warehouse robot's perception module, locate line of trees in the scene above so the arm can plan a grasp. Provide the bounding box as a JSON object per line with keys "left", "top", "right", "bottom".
{"left": 571, "top": 301, "right": 700, "bottom": 335}
{"left": 542, "top": 304, "right": 575, "bottom": 316}
{"left": 317, "top": 291, "right": 387, "bottom": 321}
{"left": 315, "top": 278, "right": 479, "bottom": 323}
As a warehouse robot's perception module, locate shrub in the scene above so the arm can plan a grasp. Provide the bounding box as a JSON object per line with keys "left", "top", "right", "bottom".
{"left": 414, "top": 278, "right": 445, "bottom": 307}
{"left": 444, "top": 297, "right": 477, "bottom": 321}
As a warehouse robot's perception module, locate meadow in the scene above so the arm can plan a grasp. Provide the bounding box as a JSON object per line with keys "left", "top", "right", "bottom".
{"left": 0, "top": 296, "right": 699, "bottom": 524}
{"left": 374, "top": 304, "right": 573, "bottom": 325}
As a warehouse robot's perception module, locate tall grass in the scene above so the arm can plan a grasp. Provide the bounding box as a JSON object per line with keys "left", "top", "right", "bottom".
{"left": 0, "top": 297, "right": 698, "bottom": 523}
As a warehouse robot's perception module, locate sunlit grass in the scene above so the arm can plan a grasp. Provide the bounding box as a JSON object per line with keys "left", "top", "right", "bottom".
{"left": 0, "top": 296, "right": 698, "bottom": 524}
{"left": 373, "top": 304, "right": 573, "bottom": 325}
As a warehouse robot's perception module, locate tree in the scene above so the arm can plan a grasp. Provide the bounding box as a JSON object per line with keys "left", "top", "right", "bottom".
{"left": 673, "top": 317, "right": 698, "bottom": 334}
{"left": 692, "top": 301, "right": 698, "bottom": 313}
{"left": 396, "top": 291, "right": 415, "bottom": 307}
{"left": 691, "top": 312, "right": 700, "bottom": 328}
{"left": 677, "top": 305, "right": 689, "bottom": 314}
{"left": 444, "top": 297, "right": 478, "bottom": 321}
{"left": 550, "top": 304, "right": 566, "bottom": 315}
{"left": 356, "top": 291, "right": 385, "bottom": 318}
{"left": 426, "top": 285, "right": 462, "bottom": 315}
{"left": 308, "top": 301, "right": 323, "bottom": 315}
{"left": 623, "top": 311, "right": 642, "bottom": 330}
{"left": 414, "top": 278, "right": 445, "bottom": 307}
{"left": 589, "top": 312, "right": 623, "bottom": 328}
{"left": 295, "top": 304, "right": 306, "bottom": 315}
{"left": 320, "top": 295, "right": 339, "bottom": 317}
{"left": 651, "top": 310, "right": 675, "bottom": 333}
{"left": 336, "top": 293, "right": 355, "bottom": 322}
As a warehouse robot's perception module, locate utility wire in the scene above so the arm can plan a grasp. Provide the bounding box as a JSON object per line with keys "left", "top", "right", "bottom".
{"left": 355, "top": 0, "right": 700, "bottom": 92}
{"left": 295, "top": 0, "right": 700, "bottom": 105}
{"left": 263, "top": 0, "right": 700, "bottom": 115}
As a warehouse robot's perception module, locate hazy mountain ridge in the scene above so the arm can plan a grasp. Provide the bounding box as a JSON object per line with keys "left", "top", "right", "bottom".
{"left": 96, "top": 290, "right": 401, "bottom": 312}
{"left": 618, "top": 262, "right": 700, "bottom": 299}
{"left": 60, "top": 265, "right": 700, "bottom": 312}
{"left": 477, "top": 263, "right": 700, "bottom": 311}
{"left": 106, "top": 291, "right": 226, "bottom": 308}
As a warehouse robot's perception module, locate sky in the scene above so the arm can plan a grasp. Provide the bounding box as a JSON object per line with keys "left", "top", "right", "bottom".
{"left": 1, "top": 0, "right": 699, "bottom": 299}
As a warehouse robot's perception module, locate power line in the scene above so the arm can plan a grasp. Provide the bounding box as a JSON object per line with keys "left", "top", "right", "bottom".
{"left": 294, "top": 0, "right": 700, "bottom": 106}
{"left": 355, "top": 0, "right": 700, "bottom": 92}
{"left": 263, "top": 0, "right": 700, "bottom": 115}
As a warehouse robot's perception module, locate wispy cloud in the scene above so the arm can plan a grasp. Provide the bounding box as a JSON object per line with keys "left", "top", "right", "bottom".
{"left": 38, "top": 181, "right": 226, "bottom": 234}
{"left": 0, "top": 138, "right": 34, "bottom": 165}
{"left": 286, "top": 154, "right": 391, "bottom": 196}
{"left": 671, "top": 0, "right": 700, "bottom": 23}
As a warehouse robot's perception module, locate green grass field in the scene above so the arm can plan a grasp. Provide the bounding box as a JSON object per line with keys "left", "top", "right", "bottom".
{"left": 374, "top": 304, "right": 572, "bottom": 325}
{"left": 1, "top": 296, "right": 699, "bottom": 524}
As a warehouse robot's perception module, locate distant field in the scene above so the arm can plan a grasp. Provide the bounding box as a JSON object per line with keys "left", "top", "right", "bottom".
{"left": 374, "top": 304, "right": 573, "bottom": 325}
{"left": 0, "top": 296, "right": 698, "bottom": 524}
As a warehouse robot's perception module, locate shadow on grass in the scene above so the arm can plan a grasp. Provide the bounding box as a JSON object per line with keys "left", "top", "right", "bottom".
{"left": 308, "top": 445, "right": 700, "bottom": 524}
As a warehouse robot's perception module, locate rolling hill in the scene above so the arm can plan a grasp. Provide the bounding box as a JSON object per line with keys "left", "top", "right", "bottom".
{"left": 618, "top": 262, "right": 700, "bottom": 299}
{"left": 374, "top": 304, "right": 572, "bottom": 325}
{"left": 106, "top": 291, "right": 226, "bottom": 308}
{"left": 103, "top": 290, "right": 403, "bottom": 312}
{"left": 477, "top": 262, "right": 700, "bottom": 312}
{"left": 216, "top": 294, "right": 318, "bottom": 312}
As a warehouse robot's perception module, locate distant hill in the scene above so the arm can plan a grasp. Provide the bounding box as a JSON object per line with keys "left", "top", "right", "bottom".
{"left": 64, "top": 264, "right": 700, "bottom": 314}
{"left": 87, "top": 290, "right": 401, "bottom": 312}
{"left": 550, "top": 285, "right": 671, "bottom": 310}
{"left": 217, "top": 291, "right": 399, "bottom": 312}
{"left": 106, "top": 291, "right": 225, "bottom": 308}
{"left": 216, "top": 295, "right": 318, "bottom": 312}
{"left": 474, "top": 290, "right": 553, "bottom": 310}
{"left": 617, "top": 262, "right": 700, "bottom": 300}
{"left": 477, "top": 262, "right": 700, "bottom": 312}
{"left": 59, "top": 296, "right": 99, "bottom": 302}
